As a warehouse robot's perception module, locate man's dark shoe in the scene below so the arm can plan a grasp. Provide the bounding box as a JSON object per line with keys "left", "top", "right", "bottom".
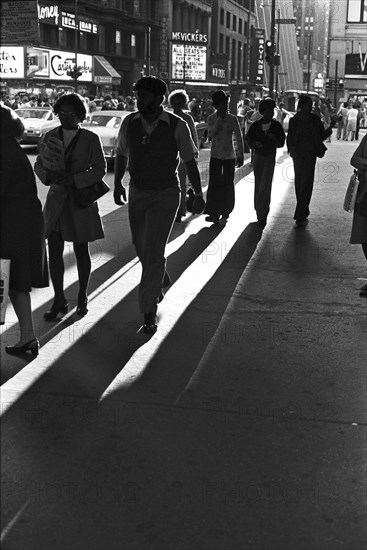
{"left": 257, "top": 219, "right": 267, "bottom": 228}
{"left": 295, "top": 218, "right": 307, "bottom": 227}
{"left": 143, "top": 312, "right": 158, "bottom": 334}
{"left": 205, "top": 215, "right": 220, "bottom": 224}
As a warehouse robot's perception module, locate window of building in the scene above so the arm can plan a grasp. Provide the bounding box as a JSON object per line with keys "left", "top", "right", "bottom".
{"left": 239, "top": 18, "right": 242, "bottom": 34}
{"left": 99, "top": 25, "right": 106, "bottom": 53}
{"left": 115, "top": 29, "right": 121, "bottom": 55}
{"left": 231, "top": 39, "right": 236, "bottom": 78}
{"left": 220, "top": 8, "right": 224, "bottom": 25}
{"left": 226, "top": 36, "right": 230, "bottom": 55}
{"left": 41, "top": 23, "right": 58, "bottom": 48}
{"left": 219, "top": 33, "right": 224, "bottom": 53}
{"left": 233, "top": 15, "right": 237, "bottom": 31}
{"left": 347, "top": 0, "right": 367, "bottom": 22}
{"left": 226, "top": 12, "right": 231, "bottom": 28}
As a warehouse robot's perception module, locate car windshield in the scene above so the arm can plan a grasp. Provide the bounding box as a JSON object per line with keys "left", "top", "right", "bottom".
{"left": 88, "top": 115, "right": 122, "bottom": 128}
{"left": 16, "top": 109, "right": 50, "bottom": 119}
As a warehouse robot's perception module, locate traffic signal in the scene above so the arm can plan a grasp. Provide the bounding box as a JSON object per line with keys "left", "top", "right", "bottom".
{"left": 265, "top": 40, "right": 275, "bottom": 65}
{"left": 67, "top": 69, "right": 82, "bottom": 80}
{"left": 325, "top": 78, "right": 331, "bottom": 89}
{"left": 338, "top": 79, "right": 344, "bottom": 89}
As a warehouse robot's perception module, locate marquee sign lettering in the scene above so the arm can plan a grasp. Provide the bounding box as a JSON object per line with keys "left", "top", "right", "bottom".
{"left": 171, "top": 32, "right": 207, "bottom": 43}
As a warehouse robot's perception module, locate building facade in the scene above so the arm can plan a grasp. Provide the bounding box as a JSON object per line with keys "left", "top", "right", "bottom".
{"left": 327, "top": 0, "right": 367, "bottom": 103}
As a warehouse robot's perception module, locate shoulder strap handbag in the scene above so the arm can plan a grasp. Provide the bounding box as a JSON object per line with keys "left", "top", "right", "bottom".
{"left": 60, "top": 128, "right": 110, "bottom": 208}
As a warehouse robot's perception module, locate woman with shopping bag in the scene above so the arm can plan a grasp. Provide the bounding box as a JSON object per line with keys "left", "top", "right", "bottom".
{"left": 0, "top": 106, "right": 49, "bottom": 357}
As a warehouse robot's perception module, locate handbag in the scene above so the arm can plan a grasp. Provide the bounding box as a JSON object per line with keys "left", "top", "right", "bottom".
{"left": 315, "top": 141, "right": 327, "bottom": 158}
{"left": 73, "top": 179, "right": 110, "bottom": 208}
{"left": 343, "top": 171, "right": 359, "bottom": 213}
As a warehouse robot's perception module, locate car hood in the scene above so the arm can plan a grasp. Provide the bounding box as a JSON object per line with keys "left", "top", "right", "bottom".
{"left": 22, "top": 119, "right": 49, "bottom": 128}
{"left": 84, "top": 126, "right": 119, "bottom": 140}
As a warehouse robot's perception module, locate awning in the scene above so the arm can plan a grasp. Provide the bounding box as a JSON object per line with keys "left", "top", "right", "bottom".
{"left": 93, "top": 56, "right": 121, "bottom": 84}
{"left": 344, "top": 77, "right": 367, "bottom": 92}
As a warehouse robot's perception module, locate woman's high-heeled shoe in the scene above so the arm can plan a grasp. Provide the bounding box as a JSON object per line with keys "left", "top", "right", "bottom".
{"left": 5, "top": 338, "right": 39, "bottom": 358}
{"left": 76, "top": 295, "right": 88, "bottom": 317}
{"left": 43, "top": 300, "right": 69, "bottom": 320}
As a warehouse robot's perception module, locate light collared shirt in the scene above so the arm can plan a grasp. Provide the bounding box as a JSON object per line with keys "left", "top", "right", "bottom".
{"left": 207, "top": 111, "right": 244, "bottom": 160}
{"left": 116, "top": 109, "right": 197, "bottom": 163}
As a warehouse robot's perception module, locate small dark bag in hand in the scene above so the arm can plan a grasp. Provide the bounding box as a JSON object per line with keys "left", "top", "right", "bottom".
{"left": 74, "top": 179, "right": 110, "bottom": 208}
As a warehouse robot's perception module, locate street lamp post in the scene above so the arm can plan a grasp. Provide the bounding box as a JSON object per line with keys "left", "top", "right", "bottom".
{"left": 268, "top": 0, "right": 276, "bottom": 98}
{"left": 74, "top": 0, "right": 79, "bottom": 90}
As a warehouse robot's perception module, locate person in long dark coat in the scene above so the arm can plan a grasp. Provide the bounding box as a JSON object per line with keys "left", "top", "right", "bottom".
{"left": 0, "top": 106, "right": 49, "bottom": 357}
{"left": 350, "top": 134, "right": 367, "bottom": 297}
{"left": 34, "top": 93, "right": 106, "bottom": 319}
{"left": 245, "top": 97, "right": 285, "bottom": 227}
{"left": 286, "top": 94, "right": 335, "bottom": 227}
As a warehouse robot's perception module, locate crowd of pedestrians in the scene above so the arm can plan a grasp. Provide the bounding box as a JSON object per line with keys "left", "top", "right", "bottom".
{"left": 1, "top": 79, "right": 367, "bottom": 357}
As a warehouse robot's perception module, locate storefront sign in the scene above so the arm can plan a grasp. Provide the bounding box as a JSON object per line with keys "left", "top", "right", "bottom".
{"left": 171, "top": 32, "right": 207, "bottom": 43}
{"left": 37, "top": 3, "right": 97, "bottom": 33}
{"left": 345, "top": 50, "right": 367, "bottom": 77}
{"left": 0, "top": 46, "right": 25, "bottom": 78}
{"left": 24, "top": 47, "right": 92, "bottom": 81}
{"left": 171, "top": 44, "right": 207, "bottom": 81}
{"left": 1, "top": 1, "right": 39, "bottom": 44}
{"left": 38, "top": 4, "right": 59, "bottom": 25}
{"left": 210, "top": 64, "right": 226, "bottom": 80}
{"left": 49, "top": 49, "right": 93, "bottom": 81}
{"left": 253, "top": 29, "right": 265, "bottom": 86}
{"left": 61, "top": 12, "right": 98, "bottom": 34}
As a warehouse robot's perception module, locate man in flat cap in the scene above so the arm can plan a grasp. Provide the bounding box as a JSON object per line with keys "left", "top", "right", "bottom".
{"left": 113, "top": 76, "right": 205, "bottom": 333}
{"left": 245, "top": 97, "right": 285, "bottom": 228}
{"left": 204, "top": 90, "right": 244, "bottom": 224}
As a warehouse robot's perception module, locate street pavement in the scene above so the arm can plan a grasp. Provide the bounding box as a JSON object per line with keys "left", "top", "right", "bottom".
{"left": 1, "top": 134, "right": 366, "bottom": 550}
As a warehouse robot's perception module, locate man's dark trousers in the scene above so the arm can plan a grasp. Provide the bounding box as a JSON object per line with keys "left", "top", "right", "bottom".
{"left": 205, "top": 157, "right": 236, "bottom": 217}
{"left": 129, "top": 187, "right": 179, "bottom": 313}
{"left": 292, "top": 152, "right": 317, "bottom": 220}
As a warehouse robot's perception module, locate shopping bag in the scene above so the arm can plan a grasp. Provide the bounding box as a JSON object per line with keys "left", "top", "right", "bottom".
{"left": 0, "top": 259, "right": 11, "bottom": 325}
{"left": 343, "top": 172, "right": 359, "bottom": 213}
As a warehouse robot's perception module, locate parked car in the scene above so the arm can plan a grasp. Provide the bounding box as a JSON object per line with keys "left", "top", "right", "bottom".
{"left": 81, "top": 110, "right": 130, "bottom": 163}
{"left": 15, "top": 107, "right": 60, "bottom": 144}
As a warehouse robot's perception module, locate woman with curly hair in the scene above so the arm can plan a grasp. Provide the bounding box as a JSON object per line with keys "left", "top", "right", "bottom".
{"left": 34, "top": 93, "right": 106, "bottom": 319}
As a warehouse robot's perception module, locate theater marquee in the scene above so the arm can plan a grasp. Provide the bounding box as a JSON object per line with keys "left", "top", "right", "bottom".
{"left": 170, "top": 30, "right": 207, "bottom": 82}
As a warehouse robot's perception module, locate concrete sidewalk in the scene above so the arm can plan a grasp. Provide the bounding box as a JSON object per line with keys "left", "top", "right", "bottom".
{"left": 1, "top": 138, "right": 366, "bottom": 550}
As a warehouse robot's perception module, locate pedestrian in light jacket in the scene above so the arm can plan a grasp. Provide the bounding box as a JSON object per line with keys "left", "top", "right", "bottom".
{"left": 34, "top": 93, "right": 106, "bottom": 320}
{"left": 204, "top": 90, "right": 244, "bottom": 224}
{"left": 245, "top": 97, "right": 285, "bottom": 228}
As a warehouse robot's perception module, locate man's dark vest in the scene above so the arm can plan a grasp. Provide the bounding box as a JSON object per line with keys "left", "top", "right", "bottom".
{"left": 126, "top": 112, "right": 180, "bottom": 190}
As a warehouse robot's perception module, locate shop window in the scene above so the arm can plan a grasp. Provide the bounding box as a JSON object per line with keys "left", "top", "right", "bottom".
{"left": 347, "top": 0, "right": 367, "bottom": 22}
